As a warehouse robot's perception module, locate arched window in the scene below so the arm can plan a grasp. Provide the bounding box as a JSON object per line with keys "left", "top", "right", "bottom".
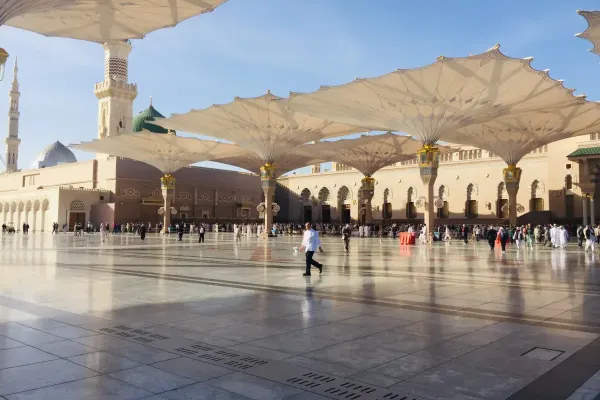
{"left": 337, "top": 186, "right": 350, "bottom": 202}
{"left": 465, "top": 184, "right": 478, "bottom": 218}
{"left": 338, "top": 186, "right": 350, "bottom": 223}
{"left": 318, "top": 187, "right": 330, "bottom": 203}
{"left": 406, "top": 187, "right": 416, "bottom": 219}
{"left": 382, "top": 188, "right": 392, "bottom": 219}
{"left": 565, "top": 175, "right": 573, "bottom": 191}
{"left": 437, "top": 185, "right": 449, "bottom": 218}
{"left": 300, "top": 189, "right": 311, "bottom": 202}
{"left": 530, "top": 180, "right": 544, "bottom": 211}
{"left": 497, "top": 182, "right": 508, "bottom": 218}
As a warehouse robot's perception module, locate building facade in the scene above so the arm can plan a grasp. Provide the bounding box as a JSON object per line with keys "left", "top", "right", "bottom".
{"left": 276, "top": 135, "right": 597, "bottom": 226}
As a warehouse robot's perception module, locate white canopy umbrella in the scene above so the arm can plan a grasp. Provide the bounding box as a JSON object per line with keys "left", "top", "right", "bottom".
{"left": 287, "top": 45, "right": 585, "bottom": 233}
{"left": 446, "top": 101, "right": 600, "bottom": 224}
{"left": 71, "top": 130, "right": 248, "bottom": 232}
{"left": 2, "top": 0, "right": 227, "bottom": 42}
{"left": 577, "top": 10, "right": 600, "bottom": 56}
{"left": 295, "top": 133, "right": 451, "bottom": 223}
{"left": 155, "top": 91, "right": 366, "bottom": 235}
{"left": 213, "top": 152, "right": 323, "bottom": 178}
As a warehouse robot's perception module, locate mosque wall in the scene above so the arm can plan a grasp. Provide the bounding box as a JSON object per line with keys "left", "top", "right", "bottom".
{"left": 109, "top": 158, "right": 263, "bottom": 223}
{"left": 277, "top": 136, "right": 593, "bottom": 225}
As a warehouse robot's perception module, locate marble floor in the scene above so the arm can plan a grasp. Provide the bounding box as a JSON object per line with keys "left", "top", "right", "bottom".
{"left": 0, "top": 232, "right": 599, "bottom": 399}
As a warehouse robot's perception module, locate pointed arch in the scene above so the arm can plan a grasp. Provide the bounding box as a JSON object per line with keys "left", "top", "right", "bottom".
{"left": 406, "top": 187, "right": 417, "bottom": 219}
{"left": 565, "top": 175, "right": 573, "bottom": 191}
{"left": 530, "top": 180, "right": 544, "bottom": 211}
{"left": 465, "top": 184, "right": 478, "bottom": 218}
{"left": 337, "top": 186, "right": 351, "bottom": 203}
{"left": 318, "top": 187, "right": 331, "bottom": 203}
{"left": 300, "top": 188, "right": 311, "bottom": 202}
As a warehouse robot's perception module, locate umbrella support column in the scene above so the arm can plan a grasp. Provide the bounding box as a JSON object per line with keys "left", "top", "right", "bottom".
{"left": 261, "top": 163, "right": 277, "bottom": 238}
{"left": 503, "top": 164, "right": 521, "bottom": 227}
{"left": 161, "top": 174, "right": 175, "bottom": 235}
{"left": 359, "top": 176, "right": 375, "bottom": 224}
{"left": 418, "top": 145, "right": 440, "bottom": 243}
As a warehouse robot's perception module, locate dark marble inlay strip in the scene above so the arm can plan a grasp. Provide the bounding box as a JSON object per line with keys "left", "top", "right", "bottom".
{"left": 508, "top": 336, "right": 600, "bottom": 400}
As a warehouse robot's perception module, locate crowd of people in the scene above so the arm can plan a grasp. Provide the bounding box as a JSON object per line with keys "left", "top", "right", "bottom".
{"left": 5, "top": 218, "right": 600, "bottom": 253}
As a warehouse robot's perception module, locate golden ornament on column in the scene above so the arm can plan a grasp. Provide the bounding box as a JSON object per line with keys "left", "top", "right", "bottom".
{"left": 0, "top": 48, "right": 8, "bottom": 81}
{"left": 160, "top": 173, "right": 176, "bottom": 190}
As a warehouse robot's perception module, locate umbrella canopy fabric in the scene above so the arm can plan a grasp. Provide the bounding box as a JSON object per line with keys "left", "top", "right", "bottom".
{"left": 577, "top": 10, "right": 600, "bottom": 56}
{"left": 287, "top": 45, "right": 584, "bottom": 145}
{"left": 212, "top": 152, "right": 323, "bottom": 178}
{"left": 295, "top": 133, "right": 452, "bottom": 177}
{"left": 3, "top": 0, "right": 227, "bottom": 42}
{"left": 445, "top": 101, "right": 600, "bottom": 165}
{"left": 154, "top": 91, "right": 367, "bottom": 164}
{"left": 70, "top": 130, "right": 248, "bottom": 174}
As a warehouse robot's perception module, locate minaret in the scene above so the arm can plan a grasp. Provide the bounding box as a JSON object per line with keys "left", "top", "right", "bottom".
{"left": 4, "top": 58, "right": 20, "bottom": 172}
{"left": 94, "top": 40, "right": 137, "bottom": 140}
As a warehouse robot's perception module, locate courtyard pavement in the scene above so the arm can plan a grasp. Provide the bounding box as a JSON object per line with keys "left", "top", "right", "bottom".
{"left": 0, "top": 232, "right": 599, "bottom": 399}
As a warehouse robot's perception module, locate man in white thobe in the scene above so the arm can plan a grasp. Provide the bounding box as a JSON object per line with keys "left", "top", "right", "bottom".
{"left": 358, "top": 225, "right": 364, "bottom": 237}
{"left": 559, "top": 226, "right": 568, "bottom": 249}
{"left": 299, "top": 222, "right": 323, "bottom": 277}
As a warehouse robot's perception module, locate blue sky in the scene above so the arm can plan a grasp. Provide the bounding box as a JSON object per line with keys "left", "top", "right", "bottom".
{"left": 0, "top": 0, "right": 599, "bottom": 173}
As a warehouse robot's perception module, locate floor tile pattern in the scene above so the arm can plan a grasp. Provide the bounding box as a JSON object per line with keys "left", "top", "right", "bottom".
{"left": 0, "top": 233, "right": 598, "bottom": 398}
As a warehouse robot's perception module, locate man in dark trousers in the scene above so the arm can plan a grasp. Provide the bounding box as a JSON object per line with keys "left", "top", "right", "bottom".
{"left": 139, "top": 223, "right": 147, "bottom": 241}
{"left": 198, "top": 223, "right": 205, "bottom": 243}
{"left": 299, "top": 222, "right": 323, "bottom": 277}
{"left": 462, "top": 224, "right": 469, "bottom": 244}
{"left": 486, "top": 225, "right": 497, "bottom": 250}
{"left": 177, "top": 223, "right": 184, "bottom": 241}
{"left": 341, "top": 223, "right": 351, "bottom": 252}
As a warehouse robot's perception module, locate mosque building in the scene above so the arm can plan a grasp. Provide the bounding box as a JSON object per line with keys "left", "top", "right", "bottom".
{"left": 1, "top": 40, "right": 599, "bottom": 232}
{"left": 0, "top": 41, "right": 262, "bottom": 232}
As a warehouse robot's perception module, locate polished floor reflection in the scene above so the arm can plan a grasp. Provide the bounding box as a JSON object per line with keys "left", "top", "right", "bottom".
{"left": 0, "top": 232, "right": 599, "bottom": 399}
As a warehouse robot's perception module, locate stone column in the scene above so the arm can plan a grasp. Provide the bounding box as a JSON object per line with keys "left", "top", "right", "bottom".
{"left": 161, "top": 174, "right": 175, "bottom": 234}
{"left": 591, "top": 195, "right": 596, "bottom": 226}
{"left": 503, "top": 164, "right": 522, "bottom": 227}
{"left": 359, "top": 176, "right": 375, "bottom": 224}
{"left": 260, "top": 162, "right": 277, "bottom": 238}
{"left": 418, "top": 145, "right": 440, "bottom": 241}
{"left": 583, "top": 194, "right": 589, "bottom": 227}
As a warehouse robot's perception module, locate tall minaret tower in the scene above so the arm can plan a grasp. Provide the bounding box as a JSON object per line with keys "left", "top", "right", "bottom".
{"left": 5, "top": 58, "right": 21, "bottom": 172}
{"left": 94, "top": 40, "right": 137, "bottom": 140}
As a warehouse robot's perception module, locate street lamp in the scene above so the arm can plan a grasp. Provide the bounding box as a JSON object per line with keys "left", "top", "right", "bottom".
{"left": 0, "top": 48, "right": 8, "bottom": 81}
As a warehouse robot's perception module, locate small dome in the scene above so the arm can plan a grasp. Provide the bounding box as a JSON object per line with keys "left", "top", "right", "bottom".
{"left": 32, "top": 141, "right": 77, "bottom": 169}
{"left": 132, "top": 99, "right": 169, "bottom": 134}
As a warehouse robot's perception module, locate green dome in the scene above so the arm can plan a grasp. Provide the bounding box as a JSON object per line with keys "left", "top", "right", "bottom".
{"left": 132, "top": 102, "right": 169, "bottom": 134}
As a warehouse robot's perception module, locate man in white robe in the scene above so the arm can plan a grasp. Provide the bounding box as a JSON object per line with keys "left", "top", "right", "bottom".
{"left": 559, "top": 226, "right": 568, "bottom": 249}
{"left": 365, "top": 225, "right": 370, "bottom": 237}
{"left": 358, "top": 225, "right": 364, "bottom": 237}
{"left": 550, "top": 225, "right": 557, "bottom": 248}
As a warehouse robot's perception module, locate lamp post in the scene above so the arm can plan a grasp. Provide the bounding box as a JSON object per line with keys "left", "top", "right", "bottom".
{"left": 0, "top": 48, "right": 8, "bottom": 81}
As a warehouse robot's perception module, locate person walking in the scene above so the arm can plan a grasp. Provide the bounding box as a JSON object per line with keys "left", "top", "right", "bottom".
{"left": 513, "top": 227, "right": 523, "bottom": 249}
{"left": 100, "top": 223, "right": 106, "bottom": 243}
{"left": 498, "top": 226, "right": 508, "bottom": 253}
{"left": 486, "top": 226, "right": 497, "bottom": 250}
{"left": 139, "top": 223, "right": 147, "bottom": 240}
{"left": 444, "top": 225, "right": 452, "bottom": 243}
{"left": 577, "top": 225, "right": 584, "bottom": 248}
{"left": 462, "top": 224, "right": 469, "bottom": 244}
{"left": 299, "top": 222, "right": 323, "bottom": 277}
{"left": 177, "top": 223, "right": 184, "bottom": 241}
{"left": 341, "top": 223, "right": 351, "bottom": 252}
{"left": 585, "top": 225, "right": 596, "bottom": 253}
{"left": 198, "top": 223, "right": 205, "bottom": 243}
